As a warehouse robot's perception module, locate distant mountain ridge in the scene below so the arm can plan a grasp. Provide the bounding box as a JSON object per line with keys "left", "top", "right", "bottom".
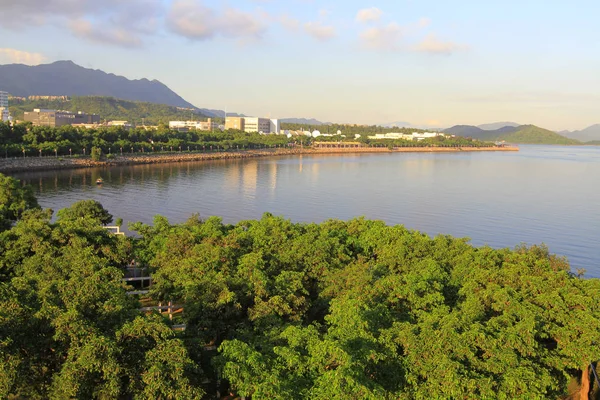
{"left": 561, "top": 124, "right": 600, "bottom": 143}
{"left": 444, "top": 124, "right": 580, "bottom": 145}
{"left": 280, "top": 118, "right": 330, "bottom": 125}
{"left": 0, "top": 60, "right": 196, "bottom": 109}
{"left": 477, "top": 121, "right": 520, "bottom": 130}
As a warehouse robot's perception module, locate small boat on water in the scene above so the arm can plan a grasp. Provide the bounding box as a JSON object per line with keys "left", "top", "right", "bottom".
{"left": 96, "top": 178, "right": 104, "bottom": 185}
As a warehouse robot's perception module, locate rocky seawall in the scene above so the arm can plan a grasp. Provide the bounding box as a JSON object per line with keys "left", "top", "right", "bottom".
{"left": 0, "top": 146, "right": 518, "bottom": 173}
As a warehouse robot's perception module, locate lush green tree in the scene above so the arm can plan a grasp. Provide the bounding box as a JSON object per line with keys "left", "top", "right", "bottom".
{"left": 0, "top": 173, "right": 39, "bottom": 231}
{"left": 57, "top": 199, "right": 113, "bottom": 225}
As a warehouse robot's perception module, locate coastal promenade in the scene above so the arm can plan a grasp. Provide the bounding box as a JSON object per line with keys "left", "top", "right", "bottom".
{"left": 0, "top": 145, "right": 518, "bottom": 173}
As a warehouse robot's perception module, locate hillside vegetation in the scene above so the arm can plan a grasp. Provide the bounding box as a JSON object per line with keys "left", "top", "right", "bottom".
{"left": 445, "top": 124, "right": 581, "bottom": 145}
{"left": 1, "top": 175, "right": 600, "bottom": 399}
{"left": 10, "top": 96, "right": 207, "bottom": 125}
{"left": 501, "top": 125, "right": 581, "bottom": 144}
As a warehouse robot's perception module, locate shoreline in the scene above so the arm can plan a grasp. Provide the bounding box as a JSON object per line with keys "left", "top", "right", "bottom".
{"left": 0, "top": 146, "right": 518, "bottom": 174}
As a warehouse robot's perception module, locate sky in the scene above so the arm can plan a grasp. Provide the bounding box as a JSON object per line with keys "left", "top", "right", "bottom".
{"left": 1, "top": 0, "right": 600, "bottom": 130}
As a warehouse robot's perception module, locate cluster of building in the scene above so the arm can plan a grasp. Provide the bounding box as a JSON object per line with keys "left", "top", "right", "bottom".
{"left": 23, "top": 109, "right": 100, "bottom": 127}
{"left": 1, "top": 91, "right": 11, "bottom": 122}
{"left": 169, "top": 118, "right": 220, "bottom": 132}
{"left": 224, "top": 117, "right": 280, "bottom": 134}
{"left": 367, "top": 132, "right": 447, "bottom": 141}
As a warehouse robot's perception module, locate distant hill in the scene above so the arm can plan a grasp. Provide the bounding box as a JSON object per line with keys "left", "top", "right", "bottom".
{"left": 0, "top": 60, "right": 196, "bottom": 109}
{"left": 561, "top": 124, "right": 600, "bottom": 142}
{"left": 444, "top": 124, "right": 580, "bottom": 145}
{"left": 381, "top": 121, "right": 412, "bottom": 128}
{"left": 477, "top": 121, "right": 520, "bottom": 130}
{"left": 9, "top": 96, "right": 208, "bottom": 125}
{"left": 280, "top": 118, "right": 330, "bottom": 125}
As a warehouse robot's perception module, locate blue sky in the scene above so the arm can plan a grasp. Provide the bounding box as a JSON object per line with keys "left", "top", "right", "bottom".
{"left": 1, "top": 0, "right": 599, "bottom": 130}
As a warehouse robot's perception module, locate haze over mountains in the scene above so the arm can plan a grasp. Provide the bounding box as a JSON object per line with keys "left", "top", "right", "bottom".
{"left": 560, "top": 124, "right": 600, "bottom": 142}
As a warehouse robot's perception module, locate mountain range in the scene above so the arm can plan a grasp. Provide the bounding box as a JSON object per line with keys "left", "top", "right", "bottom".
{"left": 0, "top": 60, "right": 197, "bottom": 110}
{"left": 477, "top": 121, "right": 521, "bottom": 130}
{"left": 280, "top": 118, "right": 331, "bottom": 125}
{"left": 560, "top": 124, "right": 600, "bottom": 142}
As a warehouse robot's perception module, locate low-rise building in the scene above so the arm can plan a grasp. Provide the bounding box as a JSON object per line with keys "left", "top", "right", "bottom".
{"left": 24, "top": 109, "right": 100, "bottom": 127}
{"left": 243, "top": 117, "right": 271, "bottom": 134}
{"left": 0, "top": 107, "right": 9, "bottom": 122}
{"left": 169, "top": 118, "right": 219, "bottom": 132}
{"left": 225, "top": 116, "right": 281, "bottom": 134}
{"left": 225, "top": 117, "right": 245, "bottom": 131}
{"left": 368, "top": 132, "right": 444, "bottom": 141}
{"left": 108, "top": 121, "right": 134, "bottom": 129}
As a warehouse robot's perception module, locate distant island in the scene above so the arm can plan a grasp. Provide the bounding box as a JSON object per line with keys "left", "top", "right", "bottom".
{"left": 443, "top": 124, "right": 583, "bottom": 145}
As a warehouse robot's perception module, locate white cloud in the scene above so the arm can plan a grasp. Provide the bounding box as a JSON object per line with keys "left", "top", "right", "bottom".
{"left": 360, "top": 23, "right": 403, "bottom": 51}
{"left": 0, "top": 48, "right": 47, "bottom": 65}
{"left": 167, "top": 0, "right": 266, "bottom": 41}
{"left": 0, "top": 0, "right": 161, "bottom": 47}
{"left": 69, "top": 20, "right": 142, "bottom": 48}
{"left": 279, "top": 14, "right": 300, "bottom": 31}
{"left": 359, "top": 17, "right": 467, "bottom": 54}
{"left": 304, "top": 21, "right": 336, "bottom": 41}
{"left": 356, "top": 7, "right": 383, "bottom": 23}
{"left": 414, "top": 34, "right": 467, "bottom": 55}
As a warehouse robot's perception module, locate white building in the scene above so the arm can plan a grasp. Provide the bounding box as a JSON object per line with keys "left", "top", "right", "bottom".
{"left": 169, "top": 119, "right": 219, "bottom": 132}
{"left": 0, "top": 91, "right": 10, "bottom": 122}
{"left": 368, "top": 132, "right": 444, "bottom": 141}
{"left": 244, "top": 117, "right": 271, "bottom": 134}
{"left": 269, "top": 119, "right": 280, "bottom": 134}
{"left": 0, "top": 91, "right": 8, "bottom": 108}
{"left": 108, "top": 121, "right": 134, "bottom": 129}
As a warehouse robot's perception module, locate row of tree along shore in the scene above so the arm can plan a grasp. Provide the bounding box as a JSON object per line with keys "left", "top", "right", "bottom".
{"left": 0, "top": 145, "right": 518, "bottom": 173}
{"left": 0, "top": 173, "right": 599, "bottom": 399}
{"left": 0, "top": 120, "right": 514, "bottom": 164}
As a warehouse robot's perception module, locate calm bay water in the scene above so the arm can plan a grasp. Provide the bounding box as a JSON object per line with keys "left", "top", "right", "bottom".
{"left": 11, "top": 145, "right": 600, "bottom": 277}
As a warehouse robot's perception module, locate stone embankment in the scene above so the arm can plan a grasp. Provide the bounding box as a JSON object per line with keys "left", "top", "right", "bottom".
{"left": 0, "top": 146, "right": 518, "bottom": 173}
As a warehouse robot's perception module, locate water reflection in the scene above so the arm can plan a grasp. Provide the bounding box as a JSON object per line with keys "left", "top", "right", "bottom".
{"left": 10, "top": 146, "right": 600, "bottom": 277}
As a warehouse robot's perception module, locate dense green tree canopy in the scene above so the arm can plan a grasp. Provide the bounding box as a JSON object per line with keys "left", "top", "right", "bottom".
{"left": 1, "top": 180, "right": 599, "bottom": 398}
{"left": 0, "top": 173, "right": 39, "bottom": 231}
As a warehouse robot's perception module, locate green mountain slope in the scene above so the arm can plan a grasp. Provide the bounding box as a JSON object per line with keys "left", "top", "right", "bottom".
{"left": 445, "top": 124, "right": 580, "bottom": 145}
{"left": 499, "top": 125, "right": 580, "bottom": 144}
{"left": 9, "top": 96, "right": 208, "bottom": 125}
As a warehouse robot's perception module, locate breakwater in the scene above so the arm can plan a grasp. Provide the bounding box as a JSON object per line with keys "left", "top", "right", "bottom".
{"left": 0, "top": 146, "right": 518, "bottom": 173}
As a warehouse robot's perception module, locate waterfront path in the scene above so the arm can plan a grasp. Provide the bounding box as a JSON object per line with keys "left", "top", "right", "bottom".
{"left": 0, "top": 145, "right": 518, "bottom": 173}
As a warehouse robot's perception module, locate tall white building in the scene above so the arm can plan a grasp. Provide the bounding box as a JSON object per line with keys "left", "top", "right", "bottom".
{"left": 0, "top": 91, "right": 10, "bottom": 122}
{"left": 269, "top": 119, "right": 280, "bottom": 134}
{"left": 244, "top": 117, "right": 271, "bottom": 134}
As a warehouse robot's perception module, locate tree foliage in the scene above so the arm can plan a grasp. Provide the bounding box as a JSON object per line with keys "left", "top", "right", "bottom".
{"left": 1, "top": 184, "right": 599, "bottom": 398}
